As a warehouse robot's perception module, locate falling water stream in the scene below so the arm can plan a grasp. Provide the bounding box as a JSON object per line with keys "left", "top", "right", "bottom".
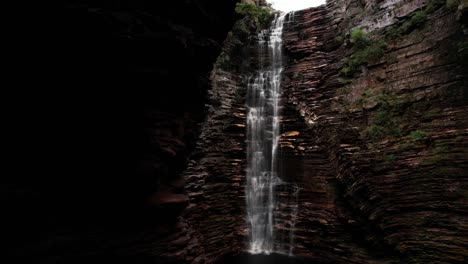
{"left": 246, "top": 13, "right": 295, "bottom": 256}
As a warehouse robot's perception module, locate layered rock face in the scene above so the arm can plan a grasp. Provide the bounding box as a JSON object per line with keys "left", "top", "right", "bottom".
{"left": 279, "top": 0, "right": 468, "bottom": 263}
{"left": 179, "top": 16, "right": 260, "bottom": 262}
{"left": 177, "top": 0, "right": 468, "bottom": 262}
{"left": 182, "top": 68, "right": 248, "bottom": 262}
{"left": 7, "top": 0, "right": 468, "bottom": 263}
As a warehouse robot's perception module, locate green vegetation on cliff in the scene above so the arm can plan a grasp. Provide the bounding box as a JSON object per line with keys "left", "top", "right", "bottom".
{"left": 385, "top": 11, "right": 427, "bottom": 38}
{"left": 385, "top": 0, "right": 455, "bottom": 39}
{"left": 399, "top": 11, "right": 427, "bottom": 34}
{"left": 214, "top": 3, "right": 275, "bottom": 71}
{"left": 340, "top": 29, "right": 386, "bottom": 77}
{"left": 235, "top": 2, "right": 274, "bottom": 29}
{"left": 446, "top": 0, "right": 458, "bottom": 9}
{"left": 340, "top": 0, "right": 454, "bottom": 77}
{"left": 409, "top": 130, "right": 428, "bottom": 140}
{"left": 214, "top": 20, "right": 252, "bottom": 71}
{"left": 364, "top": 94, "right": 403, "bottom": 140}
{"left": 426, "top": 0, "right": 446, "bottom": 13}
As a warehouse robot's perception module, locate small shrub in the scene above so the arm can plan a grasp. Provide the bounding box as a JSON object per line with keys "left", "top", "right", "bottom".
{"left": 232, "top": 19, "right": 250, "bottom": 36}
{"left": 385, "top": 26, "right": 399, "bottom": 40}
{"left": 353, "top": 41, "right": 385, "bottom": 62}
{"left": 364, "top": 94, "right": 404, "bottom": 141}
{"left": 385, "top": 154, "right": 397, "bottom": 162}
{"left": 235, "top": 3, "right": 273, "bottom": 28}
{"left": 340, "top": 66, "right": 351, "bottom": 76}
{"left": 399, "top": 11, "right": 427, "bottom": 34}
{"left": 386, "top": 54, "right": 398, "bottom": 64}
{"left": 434, "top": 145, "right": 450, "bottom": 153}
{"left": 410, "top": 130, "right": 428, "bottom": 140}
{"left": 362, "top": 89, "right": 372, "bottom": 97}
{"left": 340, "top": 29, "right": 386, "bottom": 77}
{"left": 422, "top": 107, "right": 441, "bottom": 119}
{"left": 374, "top": 110, "right": 388, "bottom": 126}
{"left": 367, "top": 125, "right": 385, "bottom": 139}
{"left": 215, "top": 51, "right": 230, "bottom": 70}
{"left": 446, "top": 0, "right": 457, "bottom": 9}
{"left": 412, "top": 11, "right": 428, "bottom": 24}
{"left": 335, "top": 35, "right": 345, "bottom": 46}
{"left": 350, "top": 28, "right": 371, "bottom": 48}
{"left": 426, "top": 0, "right": 446, "bottom": 13}
{"left": 389, "top": 127, "right": 402, "bottom": 137}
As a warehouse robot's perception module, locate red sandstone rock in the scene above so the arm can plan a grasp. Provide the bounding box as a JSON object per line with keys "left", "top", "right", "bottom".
{"left": 150, "top": 1, "right": 468, "bottom": 263}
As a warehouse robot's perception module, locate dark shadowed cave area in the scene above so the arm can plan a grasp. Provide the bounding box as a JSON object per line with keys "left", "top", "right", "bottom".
{"left": 6, "top": 0, "right": 239, "bottom": 263}
{"left": 4, "top": 0, "right": 468, "bottom": 263}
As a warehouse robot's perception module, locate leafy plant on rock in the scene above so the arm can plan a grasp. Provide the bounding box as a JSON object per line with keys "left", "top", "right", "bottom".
{"left": 385, "top": 9, "right": 429, "bottom": 40}
{"left": 340, "top": 28, "right": 386, "bottom": 77}
{"left": 385, "top": 154, "right": 397, "bottom": 162}
{"left": 446, "top": 0, "right": 458, "bottom": 9}
{"left": 426, "top": 0, "right": 446, "bottom": 13}
{"left": 410, "top": 130, "right": 428, "bottom": 140}
{"left": 399, "top": 11, "right": 427, "bottom": 35}
{"left": 235, "top": 3, "right": 274, "bottom": 29}
{"left": 364, "top": 94, "right": 403, "bottom": 141}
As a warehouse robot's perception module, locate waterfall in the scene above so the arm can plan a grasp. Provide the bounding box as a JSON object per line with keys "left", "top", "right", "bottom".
{"left": 245, "top": 13, "right": 287, "bottom": 255}
{"left": 287, "top": 11, "right": 296, "bottom": 23}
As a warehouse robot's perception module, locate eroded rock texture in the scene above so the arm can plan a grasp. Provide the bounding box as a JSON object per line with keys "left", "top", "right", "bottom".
{"left": 180, "top": 0, "right": 468, "bottom": 263}
{"left": 280, "top": 0, "right": 468, "bottom": 263}
{"left": 6, "top": 0, "right": 468, "bottom": 263}
{"left": 183, "top": 0, "right": 467, "bottom": 263}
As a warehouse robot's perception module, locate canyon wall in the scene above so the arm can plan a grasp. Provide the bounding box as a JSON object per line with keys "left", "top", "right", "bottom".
{"left": 6, "top": 0, "right": 468, "bottom": 263}
{"left": 280, "top": 0, "right": 468, "bottom": 263}
{"left": 183, "top": 0, "right": 468, "bottom": 263}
